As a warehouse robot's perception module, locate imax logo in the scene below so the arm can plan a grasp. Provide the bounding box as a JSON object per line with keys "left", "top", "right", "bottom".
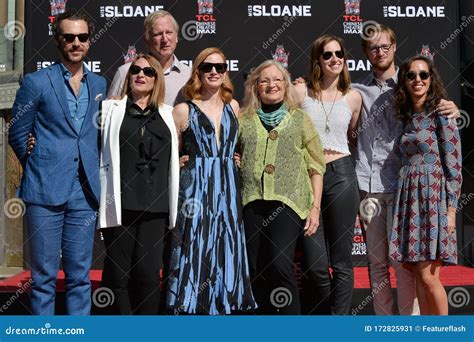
{"left": 383, "top": 6, "right": 445, "bottom": 18}
{"left": 100, "top": 5, "right": 164, "bottom": 18}
{"left": 248, "top": 5, "right": 311, "bottom": 17}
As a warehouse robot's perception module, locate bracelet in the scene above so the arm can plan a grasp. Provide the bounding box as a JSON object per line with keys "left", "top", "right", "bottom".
{"left": 311, "top": 204, "right": 320, "bottom": 211}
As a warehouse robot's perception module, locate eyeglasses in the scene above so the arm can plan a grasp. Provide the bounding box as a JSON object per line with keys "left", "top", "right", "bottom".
{"left": 406, "top": 70, "right": 431, "bottom": 81}
{"left": 129, "top": 65, "right": 157, "bottom": 77}
{"left": 59, "top": 33, "right": 90, "bottom": 43}
{"left": 198, "top": 62, "right": 227, "bottom": 74}
{"left": 258, "top": 78, "right": 284, "bottom": 87}
{"left": 322, "top": 50, "right": 345, "bottom": 60}
{"left": 368, "top": 44, "right": 392, "bottom": 54}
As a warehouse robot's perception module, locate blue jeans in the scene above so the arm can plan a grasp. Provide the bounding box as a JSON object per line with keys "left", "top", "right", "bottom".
{"left": 25, "top": 176, "right": 97, "bottom": 315}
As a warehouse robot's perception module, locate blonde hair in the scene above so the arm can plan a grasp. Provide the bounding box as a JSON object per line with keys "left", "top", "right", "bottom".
{"left": 143, "top": 10, "right": 179, "bottom": 41}
{"left": 361, "top": 23, "right": 396, "bottom": 50}
{"left": 121, "top": 54, "right": 165, "bottom": 107}
{"left": 181, "top": 47, "right": 233, "bottom": 103}
{"left": 307, "top": 35, "right": 351, "bottom": 96}
{"left": 241, "top": 60, "right": 299, "bottom": 116}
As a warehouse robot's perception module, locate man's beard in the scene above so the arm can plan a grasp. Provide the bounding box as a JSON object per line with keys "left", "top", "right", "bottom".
{"left": 61, "top": 47, "right": 87, "bottom": 64}
{"left": 372, "top": 56, "right": 394, "bottom": 73}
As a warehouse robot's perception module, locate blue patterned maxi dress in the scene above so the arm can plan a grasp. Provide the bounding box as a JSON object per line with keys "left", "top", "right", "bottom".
{"left": 167, "top": 101, "right": 256, "bottom": 314}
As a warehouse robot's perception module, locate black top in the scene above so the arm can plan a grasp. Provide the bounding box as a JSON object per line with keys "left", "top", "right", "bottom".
{"left": 119, "top": 99, "right": 171, "bottom": 213}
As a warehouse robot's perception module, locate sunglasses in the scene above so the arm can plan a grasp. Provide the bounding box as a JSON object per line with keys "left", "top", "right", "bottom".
{"left": 406, "top": 70, "right": 431, "bottom": 81}
{"left": 198, "top": 62, "right": 227, "bottom": 74}
{"left": 322, "top": 50, "right": 345, "bottom": 60}
{"left": 129, "top": 65, "right": 157, "bottom": 77}
{"left": 59, "top": 33, "right": 90, "bottom": 43}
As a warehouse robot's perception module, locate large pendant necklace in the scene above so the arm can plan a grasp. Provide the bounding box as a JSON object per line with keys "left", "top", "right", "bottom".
{"left": 319, "top": 90, "right": 338, "bottom": 133}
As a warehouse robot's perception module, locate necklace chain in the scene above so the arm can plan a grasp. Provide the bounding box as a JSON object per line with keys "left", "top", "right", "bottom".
{"left": 319, "top": 90, "right": 339, "bottom": 133}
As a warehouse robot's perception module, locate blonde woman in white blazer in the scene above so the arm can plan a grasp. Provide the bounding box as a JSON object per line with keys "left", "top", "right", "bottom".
{"left": 98, "top": 54, "right": 179, "bottom": 314}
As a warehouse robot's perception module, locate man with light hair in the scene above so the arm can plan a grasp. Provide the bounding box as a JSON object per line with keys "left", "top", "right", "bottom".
{"left": 108, "top": 10, "right": 191, "bottom": 105}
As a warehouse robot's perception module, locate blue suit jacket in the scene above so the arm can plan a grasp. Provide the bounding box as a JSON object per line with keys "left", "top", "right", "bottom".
{"left": 9, "top": 63, "right": 107, "bottom": 206}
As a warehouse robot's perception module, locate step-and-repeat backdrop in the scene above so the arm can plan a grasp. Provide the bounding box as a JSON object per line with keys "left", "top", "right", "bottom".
{"left": 23, "top": 0, "right": 461, "bottom": 264}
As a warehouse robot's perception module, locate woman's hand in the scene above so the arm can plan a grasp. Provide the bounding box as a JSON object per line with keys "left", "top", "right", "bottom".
{"left": 179, "top": 155, "right": 189, "bottom": 168}
{"left": 234, "top": 152, "right": 242, "bottom": 168}
{"left": 304, "top": 206, "right": 320, "bottom": 236}
{"left": 27, "top": 133, "right": 36, "bottom": 154}
{"left": 447, "top": 207, "right": 456, "bottom": 235}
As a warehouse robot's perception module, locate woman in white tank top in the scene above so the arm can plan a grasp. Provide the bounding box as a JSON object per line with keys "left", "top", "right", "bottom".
{"left": 294, "top": 35, "right": 362, "bottom": 315}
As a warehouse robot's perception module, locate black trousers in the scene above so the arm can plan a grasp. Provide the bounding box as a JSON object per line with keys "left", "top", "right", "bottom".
{"left": 102, "top": 210, "right": 167, "bottom": 315}
{"left": 303, "top": 156, "right": 359, "bottom": 315}
{"left": 243, "top": 200, "right": 303, "bottom": 315}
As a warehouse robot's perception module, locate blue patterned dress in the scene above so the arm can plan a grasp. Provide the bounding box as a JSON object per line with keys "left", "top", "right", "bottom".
{"left": 389, "top": 112, "right": 462, "bottom": 265}
{"left": 167, "top": 101, "right": 256, "bottom": 314}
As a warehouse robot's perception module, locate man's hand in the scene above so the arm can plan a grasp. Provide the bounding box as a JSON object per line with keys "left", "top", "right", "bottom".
{"left": 292, "top": 76, "right": 306, "bottom": 85}
{"left": 437, "top": 99, "right": 460, "bottom": 119}
{"left": 234, "top": 152, "right": 241, "bottom": 168}
{"left": 27, "top": 133, "right": 36, "bottom": 154}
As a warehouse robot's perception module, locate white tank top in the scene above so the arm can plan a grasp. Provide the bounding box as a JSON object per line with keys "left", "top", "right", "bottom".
{"left": 301, "top": 94, "right": 352, "bottom": 154}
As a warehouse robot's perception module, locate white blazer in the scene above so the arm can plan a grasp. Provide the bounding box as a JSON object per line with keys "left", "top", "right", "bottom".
{"left": 97, "top": 96, "right": 180, "bottom": 229}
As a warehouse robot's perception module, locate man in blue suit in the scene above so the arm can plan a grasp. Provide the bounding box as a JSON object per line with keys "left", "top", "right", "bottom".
{"left": 9, "top": 9, "right": 106, "bottom": 315}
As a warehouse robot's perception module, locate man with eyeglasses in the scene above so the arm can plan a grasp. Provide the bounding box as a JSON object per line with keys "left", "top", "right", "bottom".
{"left": 107, "top": 10, "right": 191, "bottom": 106}
{"left": 352, "top": 24, "right": 459, "bottom": 315}
{"left": 9, "top": 9, "right": 106, "bottom": 315}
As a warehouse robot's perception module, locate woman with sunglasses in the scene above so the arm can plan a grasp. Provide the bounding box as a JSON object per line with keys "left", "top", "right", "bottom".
{"left": 294, "top": 35, "right": 362, "bottom": 315}
{"left": 167, "top": 47, "right": 256, "bottom": 315}
{"left": 98, "top": 54, "right": 180, "bottom": 314}
{"left": 389, "top": 56, "right": 462, "bottom": 315}
{"left": 238, "top": 60, "right": 326, "bottom": 314}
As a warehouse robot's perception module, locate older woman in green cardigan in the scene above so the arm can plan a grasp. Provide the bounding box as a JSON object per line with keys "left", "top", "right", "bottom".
{"left": 237, "top": 60, "right": 326, "bottom": 314}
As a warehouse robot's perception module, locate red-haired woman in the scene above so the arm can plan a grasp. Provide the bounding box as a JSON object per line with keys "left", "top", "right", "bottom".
{"left": 167, "top": 47, "right": 256, "bottom": 315}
